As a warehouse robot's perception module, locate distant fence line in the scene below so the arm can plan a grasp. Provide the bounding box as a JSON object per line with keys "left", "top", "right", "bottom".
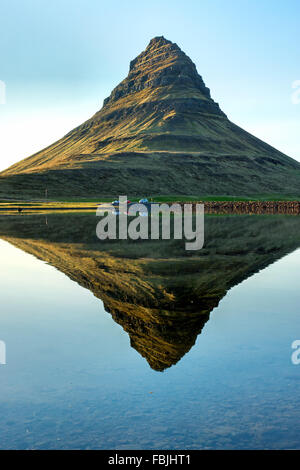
{"left": 174, "top": 200, "right": 300, "bottom": 215}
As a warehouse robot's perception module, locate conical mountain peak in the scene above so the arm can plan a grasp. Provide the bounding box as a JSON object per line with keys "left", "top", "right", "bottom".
{"left": 2, "top": 36, "right": 300, "bottom": 199}
{"left": 102, "top": 36, "right": 215, "bottom": 108}
{"left": 143, "top": 35, "right": 182, "bottom": 57}
{"left": 146, "top": 35, "right": 172, "bottom": 48}
{"left": 128, "top": 35, "right": 182, "bottom": 72}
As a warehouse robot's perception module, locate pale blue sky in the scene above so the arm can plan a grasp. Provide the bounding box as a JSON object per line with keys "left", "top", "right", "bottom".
{"left": 0, "top": 0, "right": 299, "bottom": 171}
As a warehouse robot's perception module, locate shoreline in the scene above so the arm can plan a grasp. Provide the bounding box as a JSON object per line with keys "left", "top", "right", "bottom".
{"left": 1, "top": 200, "right": 300, "bottom": 215}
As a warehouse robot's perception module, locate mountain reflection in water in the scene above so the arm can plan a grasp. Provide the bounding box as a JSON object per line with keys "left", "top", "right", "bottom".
{"left": 1, "top": 212, "right": 300, "bottom": 371}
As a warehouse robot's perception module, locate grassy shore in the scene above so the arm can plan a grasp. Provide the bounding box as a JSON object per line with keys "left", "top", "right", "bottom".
{"left": 0, "top": 194, "right": 299, "bottom": 214}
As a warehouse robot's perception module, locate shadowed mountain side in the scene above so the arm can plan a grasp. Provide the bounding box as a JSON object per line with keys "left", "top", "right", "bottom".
{"left": 1, "top": 213, "right": 300, "bottom": 370}
{"left": 1, "top": 36, "right": 300, "bottom": 198}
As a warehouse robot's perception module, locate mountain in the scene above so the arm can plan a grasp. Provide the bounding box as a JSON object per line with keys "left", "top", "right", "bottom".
{"left": 1, "top": 36, "right": 300, "bottom": 198}
{"left": 1, "top": 212, "right": 300, "bottom": 371}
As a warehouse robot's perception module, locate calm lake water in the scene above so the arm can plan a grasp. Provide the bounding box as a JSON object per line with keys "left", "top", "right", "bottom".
{"left": 0, "top": 212, "right": 300, "bottom": 450}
